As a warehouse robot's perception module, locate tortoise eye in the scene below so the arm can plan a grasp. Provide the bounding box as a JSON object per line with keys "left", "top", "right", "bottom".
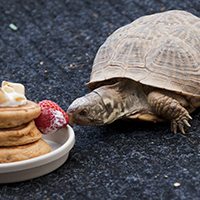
{"left": 79, "top": 109, "right": 88, "bottom": 116}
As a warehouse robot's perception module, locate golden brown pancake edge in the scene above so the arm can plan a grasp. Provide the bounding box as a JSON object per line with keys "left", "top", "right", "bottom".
{"left": 0, "top": 120, "right": 42, "bottom": 146}
{"left": 0, "top": 100, "right": 41, "bottom": 128}
{"left": 0, "top": 139, "right": 51, "bottom": 163}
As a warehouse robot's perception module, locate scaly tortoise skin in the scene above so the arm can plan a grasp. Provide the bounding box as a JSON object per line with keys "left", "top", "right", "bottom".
{"left": 67, "top": 10, "right": 200, "bottom": 134}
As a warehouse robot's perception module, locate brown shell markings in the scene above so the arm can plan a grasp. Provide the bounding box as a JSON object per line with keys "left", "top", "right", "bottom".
{"left": 87, "top": 10, "right": 200, "bottom": 96}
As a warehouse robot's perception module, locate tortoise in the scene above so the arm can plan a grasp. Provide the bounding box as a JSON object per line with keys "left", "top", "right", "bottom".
{"left": 67, "top": 10, "right": 200, "bottom": 134}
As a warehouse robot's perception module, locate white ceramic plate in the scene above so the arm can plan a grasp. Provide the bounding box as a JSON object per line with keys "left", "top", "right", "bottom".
{"left": 0, "top": 125, "right": 75, "bottom": 184}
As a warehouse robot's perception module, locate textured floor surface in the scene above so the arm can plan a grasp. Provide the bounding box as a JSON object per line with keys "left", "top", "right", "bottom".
{"left": 0, "top": 0, "right": 200, "bottom": 199}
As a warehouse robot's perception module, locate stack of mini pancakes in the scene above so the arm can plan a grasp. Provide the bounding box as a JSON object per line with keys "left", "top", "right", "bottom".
{"left": 0, "top": 81, "right": 51, "bottom": 163}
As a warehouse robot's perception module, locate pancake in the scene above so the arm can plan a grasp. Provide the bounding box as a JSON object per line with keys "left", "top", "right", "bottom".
{"left": 0, "top": 100, "right": 41, "bottom": 128}
{"left": 0, "top": 120, "right": 42, "bottom": 146}
{"left": 0, "top": 139, "right": 51, "bottom": 163}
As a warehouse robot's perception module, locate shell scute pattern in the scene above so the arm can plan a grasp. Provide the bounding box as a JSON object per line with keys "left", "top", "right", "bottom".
{"left": 88, "top": 10, "right": 200, "bottom": 96}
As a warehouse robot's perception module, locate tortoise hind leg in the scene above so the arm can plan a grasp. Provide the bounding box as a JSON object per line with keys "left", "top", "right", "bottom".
{"left": 147, "top": 90, "right": 192, "bottom": 134}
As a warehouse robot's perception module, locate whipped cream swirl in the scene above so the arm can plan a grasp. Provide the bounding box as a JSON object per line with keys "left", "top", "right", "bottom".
{"left": 0, "top": 81, "right": 27, "bottom": 107}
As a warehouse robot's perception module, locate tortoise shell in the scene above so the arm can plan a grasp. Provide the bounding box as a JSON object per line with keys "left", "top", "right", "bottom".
{"left": 87, "top": 10, "right": 200, "bottom": 96}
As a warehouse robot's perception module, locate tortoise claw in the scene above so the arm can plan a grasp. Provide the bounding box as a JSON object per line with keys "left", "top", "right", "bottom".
{"left": 183, "top": 119, "right": 191, "bottom": 127}
{"left": 171, "top": 120, "right": 177, "bottom": 134}
{"left": 186, "top": 114, "right": 192, "bottom": 120}
{"left": 170, "top": 114, "right": 191, "bottom": 134}
{"left": 178, "top": 123, "right": 185, "bottom": 134}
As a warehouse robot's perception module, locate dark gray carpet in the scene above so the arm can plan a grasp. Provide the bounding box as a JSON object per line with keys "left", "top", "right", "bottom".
{"left": 0, "top": 0, "right": 200, "bottom": 199}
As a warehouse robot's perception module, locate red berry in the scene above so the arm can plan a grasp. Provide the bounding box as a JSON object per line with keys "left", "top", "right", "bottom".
{"left": 35, "top": 100, "right": 69, "bottom": 134}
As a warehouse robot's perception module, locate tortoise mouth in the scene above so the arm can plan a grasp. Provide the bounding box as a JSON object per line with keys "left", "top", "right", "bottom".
{"left": 66, "top": 108, "right": 75, "bottom": 126}
{"left": 68, "top": 117, "right": 75, "bottom": 126}
{"left": 67, "top": 108, "right": 90, "bottom": 126}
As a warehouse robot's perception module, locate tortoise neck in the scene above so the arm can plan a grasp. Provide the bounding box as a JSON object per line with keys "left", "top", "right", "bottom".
{"left": 93, "top": 82, "right": 124, "bottom": 124}
{"left": 94, "top": 80, "right": 152, "bottom": 124}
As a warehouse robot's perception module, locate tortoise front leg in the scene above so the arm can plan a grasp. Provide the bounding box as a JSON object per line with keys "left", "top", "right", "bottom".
{"left": 147, "top": 90, "right": 192, "bottom": 134}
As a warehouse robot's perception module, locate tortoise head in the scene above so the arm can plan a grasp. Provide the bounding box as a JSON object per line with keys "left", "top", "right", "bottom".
{"left": 67, "top": 91, "right": 108, "bottom": 126}
{"left": 67, "top": 83, "right": 126, "bottom": 126}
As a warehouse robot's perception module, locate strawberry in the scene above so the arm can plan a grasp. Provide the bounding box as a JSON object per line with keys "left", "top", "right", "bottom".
{"left": 35, "top": 100, "right": 69, "bottom": 134}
